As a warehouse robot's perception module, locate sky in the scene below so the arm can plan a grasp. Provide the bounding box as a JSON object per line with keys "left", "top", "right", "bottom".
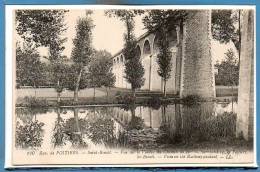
{"left": 38, "top": 10, "right": 238, "bottom": 64}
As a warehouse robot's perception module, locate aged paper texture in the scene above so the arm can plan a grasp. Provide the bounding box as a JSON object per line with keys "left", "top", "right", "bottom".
{"left": 5, "top": 5, "right": 256, "bottom": 168}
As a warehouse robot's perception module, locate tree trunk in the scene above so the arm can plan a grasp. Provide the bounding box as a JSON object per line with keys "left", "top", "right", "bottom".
{"left": 238, "top": 9, "right": 241, "bottom": 67}
{"left": 231, "top": 83, "right": 234, "bottom": 113}
{"left": 57, "top": 92, "right": 61, "bottom": 103}
{"left": 34, "top": 83, "right": 36, "bottom": 98}
{"left": 163, "top": 79, "right": 167, "bottom": 98}
{"left": 93, "top": 86, "right": 96, "bottom": 103}
{"left": 132, "top": 88, "right": 136, "bottom": 97}
{"left": 74, "top": 108, "right": 81, "bottom": 134}
{"left": 74, "top": 68, "right": 83, "bottom": 102}
{"left": 106, "top": 87, "right": 109, "bottom": 103}
{"left": 57, "top": 80, "right": 61, "bottom": 103}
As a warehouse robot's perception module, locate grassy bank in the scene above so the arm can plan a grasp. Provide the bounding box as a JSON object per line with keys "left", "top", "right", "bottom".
{"left": 16, "top": 86, "right": 238, "bottom": 107}
{"left": 216, "top": 85, "right": 238, "bottom": 97}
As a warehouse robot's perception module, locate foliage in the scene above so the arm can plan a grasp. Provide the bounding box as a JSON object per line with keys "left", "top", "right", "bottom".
{"left": 200, "top": 112, "right": 237, "bottom": 139}
{"left": 20, "top": 96, "right": 49, "bottom": 108}
{"left": 116, "top": 93, "right": 136, "bottom": 105}
{"left": 16, "top": 108, "right": 49, "bottom": 124}
{"left": 127, "top": 116, "right": 145, "bottom": 131}
{"left": 15, "top": 120, "right": 44, "bottom": 149}
{"left": 16, "top": 42, "right": 47, "bottom": 87}
{"left": 49, "top": 60, "right": 70, "bottom": 93}
{"left": 88, "top": 50, "right": 115, "bottom": 88}
{"left": 124, "top": 56, "right": 145, "bottom": 91}
{"left": 156, "top": 27, "right": 172, "bottom": 97}
{"left": 64, "top": 64, "right": 89, "bottom": 91}
{"left": 62, "top": 110, "right": 88, "bottom": 148}
{"left": 211, "top": 10, "right": 240, "bottom": 51}
{"left": 52, "top": 112, "right": 67, "bottom": 147}
{"left": 70, "top": 12, "right": 94, "bottom": 101}
{"left": 181, "top": 95, "right": 204, "bottom": 105}
{"left": 146, "top": 96, "right": 162, "bottom": 110}
{"left": 16, "top": 9, "right": 69, "bottom": 102}
{"left": 142, "top": 10, "right": 187, "bottom": 97}
{"left": 106, "top": 10, "right": 145, "bottom": 94}
{"left": 105, "top": 9, "right": 144, "bottom": 24}
{"left": 87, "top": 116, "right": 116, "bottom": 146}
{"left": 142, "top": 9, "right": 188, "bottom": 32}
{"left": 71, "top": 12, "right": 94, "bottom": 67}
{"left": 16, "top": 9, "right": 68, "bottom": 60}
{"left": 215, "top": 49, "right": 239, "bottom": 86}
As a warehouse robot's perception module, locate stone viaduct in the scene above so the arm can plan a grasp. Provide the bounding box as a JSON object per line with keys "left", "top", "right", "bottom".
{"left": 112, "top": 10, "right": 215, "bottom": 98}
{"left": 111, "top": 9, "right": 255, "bottom": 141}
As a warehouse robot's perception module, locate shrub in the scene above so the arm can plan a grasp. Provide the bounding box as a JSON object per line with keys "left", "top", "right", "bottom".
{"left": 127, "top": 116, "right": 145, "bottom": 130}
{"left": 199, "top": 112, "right": 237, "bottom": 140}
{"left": 21, "top": 96, "right": 49, "bottom": 107}
{"left": 181, "top": 95, "right": 204, "bottom": 105}
{"left": 147, "top": 96, "right": 161, "bottom": 110}
{"left": 116, "top": 93, "right": 136, "bottom": 105}
{"left": 15, "top": 120, "right": 45, "bottom": 148}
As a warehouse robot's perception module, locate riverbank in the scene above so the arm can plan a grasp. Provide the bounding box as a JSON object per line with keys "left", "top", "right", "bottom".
{"left": 15, "top": 86, "right": 238, "bottom": 108}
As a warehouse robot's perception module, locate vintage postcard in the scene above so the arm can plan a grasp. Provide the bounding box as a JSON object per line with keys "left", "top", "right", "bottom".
{"left": 5, "top": 5, "right": 256, "bottom": 168}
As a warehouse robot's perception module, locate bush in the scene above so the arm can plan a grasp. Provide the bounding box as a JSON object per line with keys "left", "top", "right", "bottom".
{"left": 116, "top": 93, "right": 136, "bottom": 105}
{"left": 181, "top": 95, "right": 204, "bottom": 105}
{"left": 200, "top": 112, "right": 237, "bottom": 140}
{"left": 147, "top": 96, "right": 161, "bottom": 110}
{"left": 21, "top": 96, "right": 49, "bottom": 107}
{"left": 15, "top": 120, "right": 44, "bottom": 148}
{"left": 127, "top": 116, "right": 145, "bottom": 130}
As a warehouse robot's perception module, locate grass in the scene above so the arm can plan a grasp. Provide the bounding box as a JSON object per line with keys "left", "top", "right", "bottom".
{"left": 216, "top": 85, "right": 238, "bottom": 97}
{"left": 16, "top": 86, "right": 238, "bottom": 107}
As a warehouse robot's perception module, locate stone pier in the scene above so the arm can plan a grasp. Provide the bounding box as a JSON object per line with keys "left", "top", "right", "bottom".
{"left": 236, "top": 10, "right": 254, "bottom": 140}
{"left": 180, "top": 10, "right": 215, "bottom": 98}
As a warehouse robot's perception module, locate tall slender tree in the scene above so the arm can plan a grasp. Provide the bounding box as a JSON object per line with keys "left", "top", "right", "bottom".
{"left": 71, "top": 11, "right": 94, "bottom": 102}
{"left": 142, "top": 10, "right": 187, "bottom": 97}
{"left": 105, "top": 10, "right": 145, "bottom": 97}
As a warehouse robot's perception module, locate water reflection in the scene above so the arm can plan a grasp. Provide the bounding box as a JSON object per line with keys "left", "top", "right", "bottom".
{"left": 15, "top": 102, "right": 248, "bottom": 151}
{"left": 15, "top": 108, "right": 46, "bottom": 149}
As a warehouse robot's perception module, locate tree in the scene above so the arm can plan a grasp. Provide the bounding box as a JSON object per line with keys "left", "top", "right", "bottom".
{"left": 142, "top": 10, "right": 187, "bottom": 97}
{"left": 88, "top": 50, "right": 115, "bottom": 102}
{"left": 49, "top": 59, "right": 70, "bottom": 103}
{"left": 88, "top": 60, "right": 101, "bottom": 102}
{"left": 71, "top": 11, "right": 94, "bottom": 102}
{"left": 64, "top": 64, "right": 89, "bottom": 92}
{"left": 16, "top": 10, "right": 68, "bottom": 102}
{"left": 16, "top": 10, "right": 68, "bottom": 60}
{"left": 215, "top": 49, "right": 239, "bottom": 112}
{"left": 212, "top": 10, "right": 241, "bottom": 65}
{"left": 215, "top": 49, "right": 239, "bottom": 86}
{"left": 90, "top": 50, "right": 115, "bottom": 102}
{"left": 16, "top": 42, "right": 47, "bottom": 92}
{"left": 156, "top": 33, "right": 172, "bottom": 97}
{"left": 105, "top": 10, "right": 145, "bottom": 97}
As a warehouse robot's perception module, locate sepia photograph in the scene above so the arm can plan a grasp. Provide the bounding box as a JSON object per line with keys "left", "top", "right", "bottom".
{"left": 5, "top": 5, "right": 256, "bottom": 167}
